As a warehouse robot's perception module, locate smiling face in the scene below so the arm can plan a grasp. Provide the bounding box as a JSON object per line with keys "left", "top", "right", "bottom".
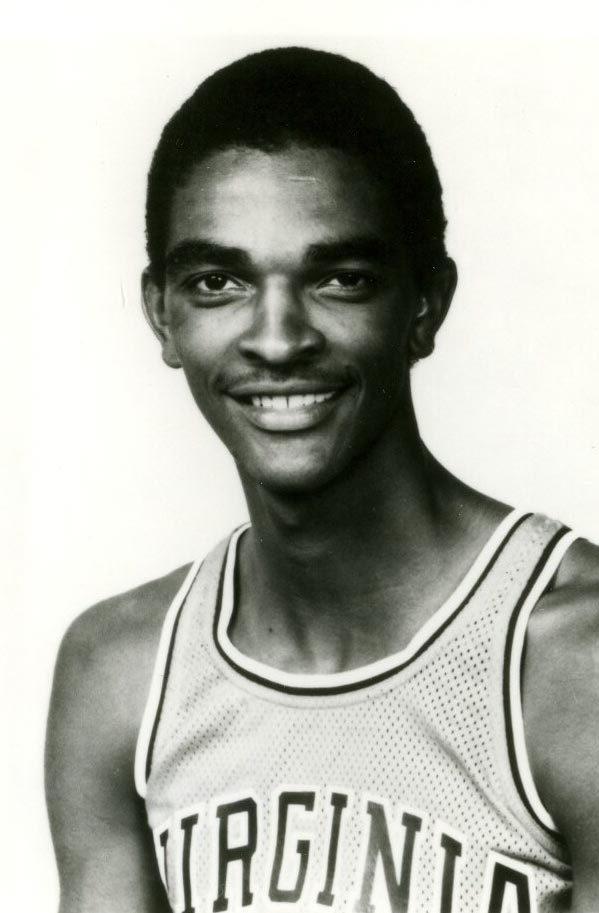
{"left": 143, "top": 145, "right": 449, "bottom": 493}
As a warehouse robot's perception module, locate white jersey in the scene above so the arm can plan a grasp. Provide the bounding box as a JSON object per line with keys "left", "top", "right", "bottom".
{"left": 136, "top": 510, "right": 577, "bottom": 913}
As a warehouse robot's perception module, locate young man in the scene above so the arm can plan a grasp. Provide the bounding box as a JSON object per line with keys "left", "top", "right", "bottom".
{"left": 46, "top": 48, "right": 599, "bottom": 913}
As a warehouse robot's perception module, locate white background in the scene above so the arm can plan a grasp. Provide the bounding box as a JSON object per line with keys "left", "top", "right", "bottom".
{"left": 3, "top": 1, "right": 599, "bottom": 908}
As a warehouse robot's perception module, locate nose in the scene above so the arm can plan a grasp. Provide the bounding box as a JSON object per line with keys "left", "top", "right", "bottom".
{"left": 237, "top": 280, "right": 325, "bottom": 365}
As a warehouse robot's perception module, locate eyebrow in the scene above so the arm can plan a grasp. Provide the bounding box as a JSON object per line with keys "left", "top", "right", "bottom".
{"left": 303, "top": 237, "right": 397, "bottom": 264}
{"left": 165, "top": 241, "right": 253, "bottom": 275}
{"left": 164, "top": 235, "right": 398, "bottom": 275}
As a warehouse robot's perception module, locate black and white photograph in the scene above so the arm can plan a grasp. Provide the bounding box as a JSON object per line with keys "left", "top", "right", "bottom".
{"left": 4, "top": 3, "right": 599, "bottom": 911}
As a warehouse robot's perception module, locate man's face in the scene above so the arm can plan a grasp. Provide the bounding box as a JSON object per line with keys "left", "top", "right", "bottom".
{"left": 145, "top": 145, "right": 425, "bottom": 493}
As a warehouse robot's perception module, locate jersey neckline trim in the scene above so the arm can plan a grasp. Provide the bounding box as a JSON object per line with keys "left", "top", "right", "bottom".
{"left": 212, "top": 508, "right": 531, "bottom": 697}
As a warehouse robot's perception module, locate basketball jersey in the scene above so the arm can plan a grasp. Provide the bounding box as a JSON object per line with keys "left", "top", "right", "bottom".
{"left": 136, "top": 510, "right": 577, "bottom": 913}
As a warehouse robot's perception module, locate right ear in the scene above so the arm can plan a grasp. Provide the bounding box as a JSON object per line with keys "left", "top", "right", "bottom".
{"left": 141, "top": 268, "right": 181, "bottom": 368}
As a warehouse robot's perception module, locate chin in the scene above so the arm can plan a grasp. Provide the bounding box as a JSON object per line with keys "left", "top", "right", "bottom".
{"left": 237, "top": 452, "right": 346, "bottom": 497}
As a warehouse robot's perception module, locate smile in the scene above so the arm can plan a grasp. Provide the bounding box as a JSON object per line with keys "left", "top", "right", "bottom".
{"left": 228, "top": 387, "right": 349, "bottom": 433}
{"left": 249, "top": 392, "right": 336, "bottom": 410}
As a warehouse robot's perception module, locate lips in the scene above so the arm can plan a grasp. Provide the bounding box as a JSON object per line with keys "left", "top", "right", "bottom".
{"left": 227, "top": 386, "right": 350, "bottom": 432}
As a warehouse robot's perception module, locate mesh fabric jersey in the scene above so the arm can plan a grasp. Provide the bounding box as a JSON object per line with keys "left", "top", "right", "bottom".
{"left": 136, "top": 511, "right": 576, "bottom": 913}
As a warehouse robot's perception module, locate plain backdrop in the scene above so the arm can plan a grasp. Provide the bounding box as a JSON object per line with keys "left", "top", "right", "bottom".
{"left": 3, "top": 2, "right": 599, "bottom": 908}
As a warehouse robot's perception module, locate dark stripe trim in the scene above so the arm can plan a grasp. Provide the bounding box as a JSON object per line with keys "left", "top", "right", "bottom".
{"left": 145, "top": 563, "right": 203, "bottom": 783}
{"left": 503, "top": 526, "right": 571, "bottom": 839}
{"left": 213, "top": 513, "right": 531, "bottom": 697}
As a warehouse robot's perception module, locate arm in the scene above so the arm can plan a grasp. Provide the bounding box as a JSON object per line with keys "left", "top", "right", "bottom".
{"left": 45, "top": 582, "right": 182, "bottom": 913}
{"left": 524, "top": 539, "right": 599, "bottom": 912}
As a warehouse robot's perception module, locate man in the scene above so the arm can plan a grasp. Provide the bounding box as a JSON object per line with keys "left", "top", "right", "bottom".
{"left": 45, "top": 47, "right": 599, "bottom": 913}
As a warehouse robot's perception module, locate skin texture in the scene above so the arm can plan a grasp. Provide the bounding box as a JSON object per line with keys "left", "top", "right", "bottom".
{"left": 144, "top": 147, "right": 451, "bottom": 494}
{"left": 523, "top": 540, "right": 599, "bottom": 911}
{"left": 45, "top": 569, "right": 187, "bottom": 913}
{"left": 47, "top": 144, "right": 599, "bottom": 911}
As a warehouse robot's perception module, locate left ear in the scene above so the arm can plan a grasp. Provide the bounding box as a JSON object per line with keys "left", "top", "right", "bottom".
{"left": 408, "top": 258, "right": 458, "bottom": 363}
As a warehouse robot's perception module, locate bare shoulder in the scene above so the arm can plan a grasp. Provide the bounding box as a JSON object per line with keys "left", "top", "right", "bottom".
{"left": 554, "top": 534, "right": 599, "bottom": 591}
{"left": 46, "top": 567, "right": 191, "bottom": 822}
{"left": 525, "top": 534, "right": 599, "bottom": 717}
{"left": 523, "top": 534, "right": 599, "bottom": 904}
{"left": 47, "top": 561, "right": 192, "bottom": 768}
{"left": 526, "top": 537, "right": 599, "bottom": 698}
{"left": 46, "top": 565, "right": 192, "bottom": 912}
{"left": 527, "top": 534, "right": 599, "bottom": 657}
{"left": 64, "top": 561, "right": 192, "bottom": 648}
{"left": 56, "top": 562, "right": 192, "bottom": 680}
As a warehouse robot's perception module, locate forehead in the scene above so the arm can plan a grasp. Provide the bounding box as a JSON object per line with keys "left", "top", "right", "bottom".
{"left": 166, "top": 146, "right": 397, "bottom": 262}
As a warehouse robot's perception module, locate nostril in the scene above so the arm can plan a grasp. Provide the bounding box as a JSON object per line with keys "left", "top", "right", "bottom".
{"left": 237, "top": 313, "right": 325, "bottom": 365}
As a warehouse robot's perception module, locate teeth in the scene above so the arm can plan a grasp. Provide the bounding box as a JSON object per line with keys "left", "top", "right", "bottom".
{"left": 249, "top": 391, "right": 337, "bottom": 409}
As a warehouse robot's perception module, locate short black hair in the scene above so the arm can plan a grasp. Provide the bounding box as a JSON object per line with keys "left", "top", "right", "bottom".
{"left": 146, "top": 47, "right": 448, "bottom": 287}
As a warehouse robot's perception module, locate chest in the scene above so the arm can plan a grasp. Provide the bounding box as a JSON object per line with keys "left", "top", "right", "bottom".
{"left": 137, "top": 513, "right": 574, "bottom": 912}
{"left": 145, "top": 670, "right": 569, "bottom": 913}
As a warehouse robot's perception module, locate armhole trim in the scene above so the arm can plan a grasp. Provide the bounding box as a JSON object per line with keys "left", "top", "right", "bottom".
{"left": 504, "top": 527, "right": 578, "bottom": 836}
{"left": 134, "top": 559, "right": 203, "bottom": 798}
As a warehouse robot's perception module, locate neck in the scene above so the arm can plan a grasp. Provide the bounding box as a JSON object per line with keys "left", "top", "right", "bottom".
{"left": 232, "top": 402, "right": 506, "bottom": 672}
{"left": 242, "top": 433, "right": 441, "bottom": 560}
{"left": 233, "top": 401, "right": 482, "bottom": 670}
{"left": 243, "top": 394, "right": 435, "bottom": 539}
{"left": 229, "top": 388, "right": 508, "bottom": 675}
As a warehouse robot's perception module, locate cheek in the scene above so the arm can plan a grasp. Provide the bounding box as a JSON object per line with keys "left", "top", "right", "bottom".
{"left": 336, "top": 307, "right": 411, "bottom": 381}
{"left": 168, "top": 326, "right": 222, "bottom": 416}
{"left": 169, "top": 308, "right": 235, "bottom": 377}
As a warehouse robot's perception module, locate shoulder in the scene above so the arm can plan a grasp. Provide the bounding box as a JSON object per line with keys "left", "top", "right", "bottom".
{"left": 553, "top": 533, "right": 599, "bottom": 590}
{"left": 525, "top": 533, "right": 599, "bottom": 719}
{"left": 527, "top": 534, "right": 599, "bottom": 674}
{"left": 58, "top": 563, "right": 192, "bottom": 668}
{"left": 46, "top": 567, "right": 191, "bottom": 911}
{"left": 523, "top": 533, "right": 599, "bottom": 847}
{"left": 46, "top": 564, "right": 192, "bottom": 814}
{"left": 49, "top": 563, "right": 192, "bottom": 739}
{"left": 53, "top": 564, "right": 192, "bottom": 702}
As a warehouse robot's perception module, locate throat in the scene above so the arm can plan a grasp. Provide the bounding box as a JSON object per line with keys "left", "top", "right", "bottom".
{"left": 232, "top": 578, "right": 414, "bottom": 676}
{"left": 227, "top": 454, "right": 513, "bottom": 676}
{"left": 226, "top": 525, "right": 456, "bottom": 676}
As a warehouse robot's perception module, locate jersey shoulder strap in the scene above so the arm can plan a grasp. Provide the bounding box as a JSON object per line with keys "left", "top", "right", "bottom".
{"left": 489, "top": 514, "right": 578, "bottom": 843}
{"left": 134, "top": 533, "right": 232, "bottom": 797}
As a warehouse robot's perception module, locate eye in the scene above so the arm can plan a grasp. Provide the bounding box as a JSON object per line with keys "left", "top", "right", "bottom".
{"left": 318, "top": 271, "right": 376, "bottom": 299}
{"left": 181, "top": 271, "right": 249, "bottom": 306}
{"left": 330, "top": 272, "right": 368, "bottom": 288}
{"left": 191, "top": 272, "right": 242, "bottom": 293}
